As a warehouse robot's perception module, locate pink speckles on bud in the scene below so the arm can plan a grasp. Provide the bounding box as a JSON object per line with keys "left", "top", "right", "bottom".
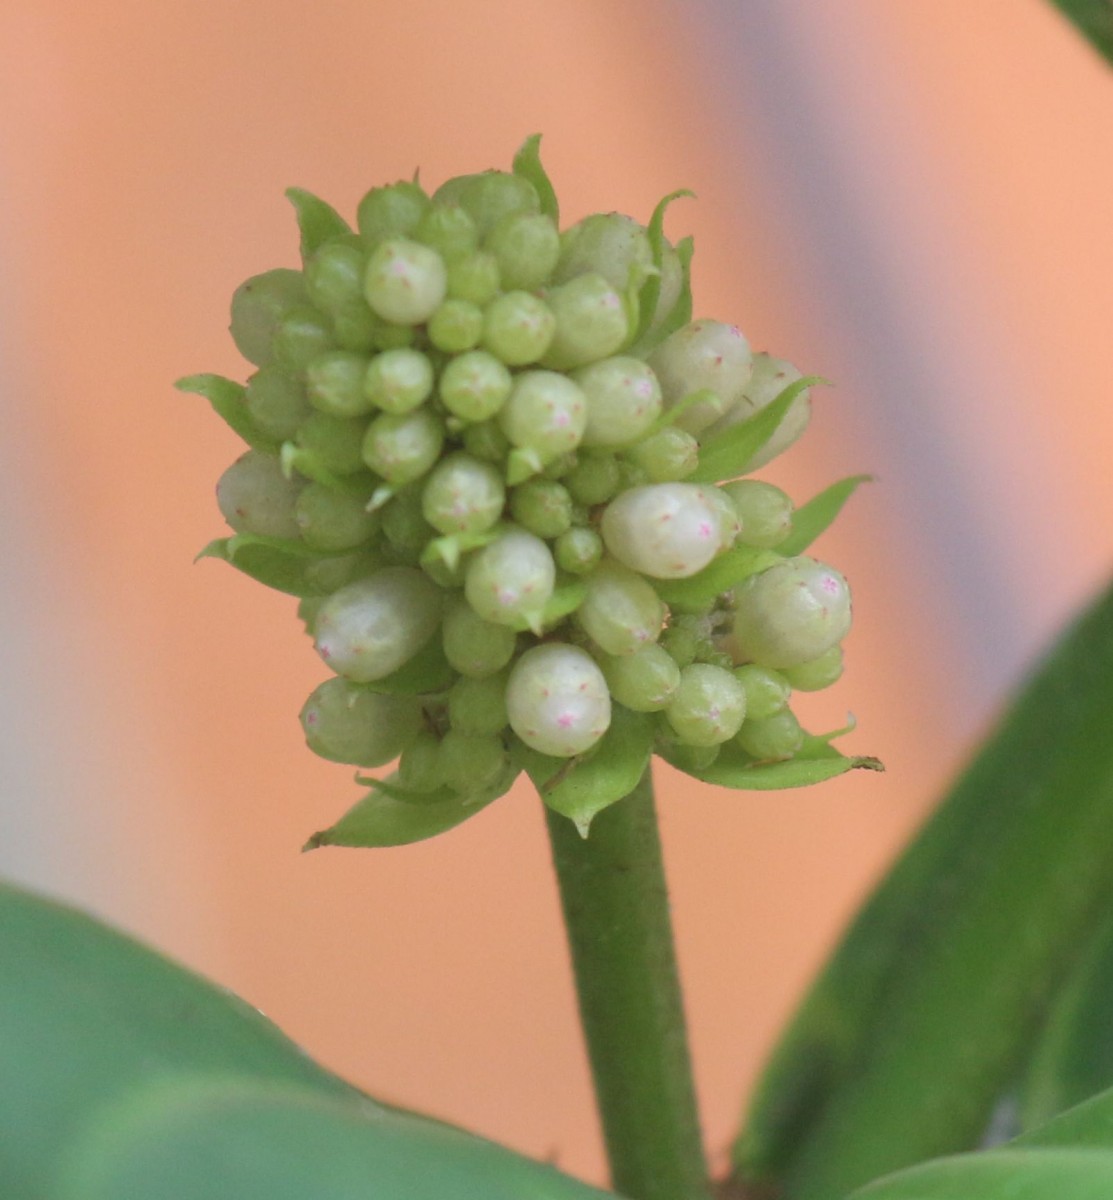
{"left": 600, "top": 483, "right": 727, "bottom": 579}
{"left": 464, "top": 527, "right": 556, "bottom": 627}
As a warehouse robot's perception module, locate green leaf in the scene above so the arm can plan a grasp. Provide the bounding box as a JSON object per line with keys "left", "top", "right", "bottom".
{"left": 360, "top": 635, "right": 454, "bottom": 696}
{"left": 848, "top": 1148, "right": 1113, "bottom": 1200}
{"left": 285, "top": 187, "right": 352, "bottom": 260}
{"left": 175, "top": 374, "right": 278, "bottom": 453}
{"left": 0, "top": 880, "right": 363, "bottom": 1199}
{"left": 732, "top": 573, "right": 1113, "bottom": 1200}
{"left": 633, "top": 189, "right": 694, "bottom": 349}
{"left": 303, "top": 783, "right": 499, "bottom": 849}
{"left": 689, "top": 375, "right": 826, "bottom": 484}
{"left": 778, "top": 474, "right": 873, "bottom": 556}
{"left": 1048, "top": 0, "right": 1113, "bottom": 67}
{"left": 517, "top": 706, "right": 654, "bottom": 837}
{"left": 512, "top": 134, "right": 559, "bottom": 224}
{"left": 653, "top": 546, "right": 783, "bottom": 612}
{"left": 197, "top": 534, "right": 346, "bottom": 597}
{"left": 279, "top": 443, "right": 377, "bottom": 496}
{"left": 509, "top": 578, "right": 588, "bottom": 634}
{"left": 56, "top": 1074, "right": 617, "bottom": 1200}
{"left": 1017, "top": 902, "right": 1113, "bottom": 1130}
{"left": 692, "top": 740, "right": 883, "bottom": 791}
{"left": 1014, "top": 1080, "right": 1113, "bottom": 1151}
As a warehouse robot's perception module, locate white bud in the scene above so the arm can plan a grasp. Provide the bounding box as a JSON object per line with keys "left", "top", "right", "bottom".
{"left": 216, "top": 450, "right": 303, "bottom": 539}
{"left": 601, "top": 483, "right": 725, "bottom": 579}
{"left": 506, "top": 643, "right": 612, "bottom": 757}
{"left": 647, "top": 320, "right": 753, "bottom": 433}
{"left": 464, "top": 527, "right": 556, "bottom": 627}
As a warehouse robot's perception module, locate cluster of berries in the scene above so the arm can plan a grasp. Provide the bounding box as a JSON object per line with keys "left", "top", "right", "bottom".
{"left": 183, "top": 138, "right": 861, "bottom": 840}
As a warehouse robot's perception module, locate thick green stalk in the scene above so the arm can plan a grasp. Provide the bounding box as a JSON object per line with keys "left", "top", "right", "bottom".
{"left": 544, "top": 769, "right": 711, "bottom": 1200}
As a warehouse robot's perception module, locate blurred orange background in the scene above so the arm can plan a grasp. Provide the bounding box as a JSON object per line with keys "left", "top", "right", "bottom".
{"left": 2, "top": 0, "right": 1112, "bottom": 1186}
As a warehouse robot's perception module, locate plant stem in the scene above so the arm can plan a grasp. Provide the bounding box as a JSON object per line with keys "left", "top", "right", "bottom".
{"left": 544, "top": 767, "right": 711, "bottom": 1200}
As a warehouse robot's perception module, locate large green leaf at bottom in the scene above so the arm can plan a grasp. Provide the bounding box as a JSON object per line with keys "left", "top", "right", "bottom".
{"left": 0, "top": 880, "right": 614, "bottom": 1200}
{"left": 732, "top": 575, "right": 1113, "bottom": 1200}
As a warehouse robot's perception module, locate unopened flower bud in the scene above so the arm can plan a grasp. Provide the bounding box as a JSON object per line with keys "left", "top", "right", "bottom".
{"left": 229, "top": 269, "right": 307, "bottom": 367}
{"left": 573, "top": 356, "right": 663, "bottom": 448}
{"left": 506, "top": 643, "right": 611, "bottom": 757}
{"left": 421, "top": 452, "right": 505, "bottom": 535}
{"left": 541, "top": 273, "right": 629, "bottom": 370}
{"left": 648, "top": 320, "right": 753, "bottom": 433}
{"left": 601, "top": 483, "right": 725, "bottom": 579}
{"left": 464, "top": 527, "right": 556, "bottom": 627}
{"left": 665, "top": 663, "right": 747, "bottom": 747}
{"left": 363, "top": 238, "right": 447, "bottom": 325}
{"left": 216, "top": 450, "right": 303, "bottom": 539}
{"left": 577, "top": 561, "right": 665, "bottom": 656}
{"left": 300, "top": 679, "right": 422, "bottom": 766}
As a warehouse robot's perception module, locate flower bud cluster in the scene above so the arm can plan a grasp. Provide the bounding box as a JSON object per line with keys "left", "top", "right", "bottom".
{"left": 188, "top": 138, "right": 855, "bottom": 817}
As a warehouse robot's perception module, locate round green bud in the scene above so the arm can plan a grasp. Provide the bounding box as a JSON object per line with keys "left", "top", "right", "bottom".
{"left": 563, "top": 453, "right": 621, "bottom": 507}
{"left": 703, "top": 353, "right": 811, "bottom": 471}
{"left": 555, "top": 526, "right": 604, "bottom": 575}
{"left": 413, "top": 203, "right": 479, "bottom": 262}
{"left": 442, "top": 597, "right": 517, "bottom": 678}
{"left": 295, "top": 412, "right": 369, "bottom": 476}
{"left": 573, "top": 356, "right": 663, "bottom": 448}
{"left": 461, "top": 419, "right": 511, "bottom": 463}
{"left": 398, "top": 730, "right": 445, "bottom": 793}
{"left": 665, "top": 663, "right": 747, "bottom": 747}
{"left": 601, "top": 483, "right": 726, "bottom": 579}
{"left": 300, "top": 679, "right": 422, "bottom": 766}
{"left": 427, "top": 299, "right": 484, "bottom": 353}
{"left": 363, "top": 348, "right": 435, "bottom": 414}
{"left": 305, "top": 351, "right": 374, "bottom": 418}
{"left": 272, "top": 307, "right": 335, "bottom": 374}
{"left": 363, "top": 238, "right": 447, "bottom": 325}
{"left": 439, "top": 730, "right": 510, "bottom": 793}
{"left": 447, "top": 672, "right": 510, "bottom": 736}
{"left": 486, "top": 211, "right": 561, "bottom": 291}
{"left": 216, "top": 450, "right": 303, "bottom": 539}
{"left": 464, "top": 527, "right": 555, "bottom": 627}
{"left": 370, "top": 321, "right": 416, "bottom": 351}
{"left": 624, "top": 426, "right": 699, "bottom": 482}
{"left": 553, "top": 212, "right": 653, "bottom": 291}
{"left": 647, "top": 320, "right": 753, "bottom": 434}
{"left": 660, "top": 621, "right": 700, "bottom": 669}
{"left": 361, "top": 407, "right": 445, "bottom": 485}
{"left": 229, "top": 269, "right": 307, "bottom": 367}
{"left": 421, "top": 452, "right": 505, "bottom": 535}
{"left": 356, "top": 180, "right": 430, "bottom": 245}
{"left": 446, "top": 250, "right": 501, "bottom": 305}
{"left": 736, "top": 708, "right": 804, "bottom": 761}
{"left": 435, "top": 170, "right": 540, "bottom": 236}
{"left": 600, "top": 643, "right": 681, "bottom": 712}
{"left": 509, "top": 478, "right": 573, "bottom": 539}
{"left": 305, "top": 241, "right": 366, "bottom": 315}
{"left": 330, "top": 302, "right": 378, "bottom": 353}
{"left": 439, "top": 350, "right": 513, "bottom": 421}
{"left": 732, "top": 663, "right": 791, "bottom": 720}
{"left": 577, "top": 561, "right": 665, "bottom": 656}
{"left": 499, "top": 371, "right": 587, "bottom": 460}
{"left": 780, "top": 645, "right": 844, "bottom": 692}
{"left": 541, "top": 273, "right": 629, "bottom": 370}
{"left": 722, "top": 480, "right": 794, "bottom": 548}
{"left": 723, "top": 556, "right": 852, "bottom": 669}
{"left": 294, "top": 482, "right": 378, "bottom": 552}
{"left": 313, "top": 567, "right": 442, "bottom": 682}
{"left": 380, "top": 487, "right": 436, "bottom": 557}
{"left": 482, "top": 292, "right": 556, "bottom": 366}
{"left": 506, "top": 643, "right": 611, "bottom": 757}
{"left": 245, "top": 367, "right": 312, "bottom": 441}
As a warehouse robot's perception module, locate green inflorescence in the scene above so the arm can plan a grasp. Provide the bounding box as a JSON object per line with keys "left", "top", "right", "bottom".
{"left": 182, "top": 135, "right": 878, "bottom": 844}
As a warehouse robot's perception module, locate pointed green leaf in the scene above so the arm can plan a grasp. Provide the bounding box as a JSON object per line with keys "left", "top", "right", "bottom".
{"left": 508, "top": 578, "right": 588, "bottom": 634}
{"left": 175, "top": 374, "right": 278, "bottom": 453}
{"left": 634, "top": 189, "right": 694, "bottom": 348}
{"left": 779, "top": 474, "right": 873, "bottom": 556}
{"left": 1048, "top": 0, "right": 1113, "bottom": 67}
{"left": 733, "top": 574, "right": 1113, "bottom": 1200}
{"left": 196, "top": 533, "right": 347, "bottom": 597}
{"left": 692, "top": 741, "right": 882, "bottom": 790}
{"left": 304, "top": 783, "right": 498, "bottom": 849}
{"left": 279, "top": 443, "right": 377, "bottom": 496}
{"left": 56, "top": 1074, "right": 617, "bottom": 1200}
{"left": 653, "top": 546, "right": 783, "bottom": 612}
{"left": 1014, "top": 1080, "right": 1113, "bottom": 1151}
{"left": 518, "top": 706, "right": 653, "bottom": 836}
{"left": 689, "top": 376, "right": 826, "bottom": 484}
{"left": 849, "top": 1148, "right": 1113, "bottom": 1200}
{"left": 285, "top": 187, "right": 352, "bottom": 260}
{"left": 512, "top": 134, "right": 559, "bottom": 224}
{"left": 1017, "top": 902, "right": 1113, "bottom": 1130}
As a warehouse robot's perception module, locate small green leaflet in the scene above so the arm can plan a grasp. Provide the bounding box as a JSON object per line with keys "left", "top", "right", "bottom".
{"left": 285, "top": 187, "right": 352, "bottom": 261}
{"left": 197, "top": 534, "right": 349, "bottom": 598}
{"left": 654, "top": 545, "right": 783, "bottom": 612}
{"left": 303, "top": 778, "right": 500, "bottom": 850}
{"left": 508, "top": 578, "right": 588, "bottom": 635}
{"left": 516, "top": 706, "right": 654, "bottom": 837}
{"left": 279, "top": 443, "right": 378, "bottom": 496}
{"left": 175, "top": 374, "right": 278, "bottom": 453}
{"left": 693, "top": 738, "right": 883, "bottom": 791}
{"left": 689, "top": 376, "right": 827, "bottom": 484}
{"left": 779, "top": 475, "right": 872, "bottom": 556}
{"left": 633, "top": 189, "right": 694, "bottom": 349}
{"left": 512, "top": 134, "right": 559, "bottom": 225}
